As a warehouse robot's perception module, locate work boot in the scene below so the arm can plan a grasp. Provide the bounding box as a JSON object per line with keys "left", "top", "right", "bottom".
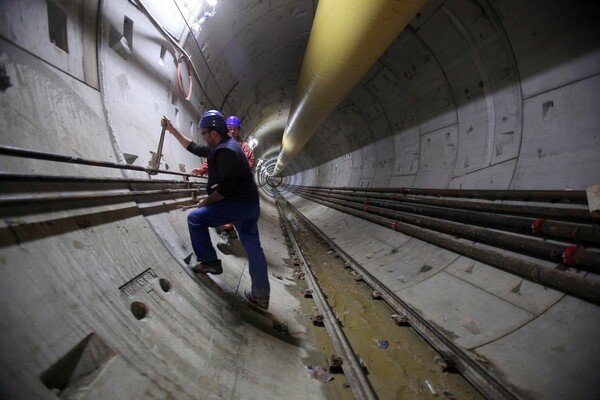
{"left": 244, "top": 290, "right": 269, "bottom": 310}
{"left": 224, "top": 227, "right": 238, "bottom": 239}
{"left": 192, "top": 259, "right": 223, "bottom": 275}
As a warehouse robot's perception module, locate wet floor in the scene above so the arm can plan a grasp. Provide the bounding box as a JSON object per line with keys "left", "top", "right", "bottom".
{"left": 280, "top": 203, "right": 485, "bottom": 400}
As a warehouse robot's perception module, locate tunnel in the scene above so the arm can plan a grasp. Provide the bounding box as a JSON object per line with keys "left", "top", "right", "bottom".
{"left": 1, "top": 0, "right": 599, "bottom": 399}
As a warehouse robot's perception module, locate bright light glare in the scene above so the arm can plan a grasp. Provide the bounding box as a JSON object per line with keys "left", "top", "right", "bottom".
{"left": 207, "top": 0, "right": 217, "bottom": 6}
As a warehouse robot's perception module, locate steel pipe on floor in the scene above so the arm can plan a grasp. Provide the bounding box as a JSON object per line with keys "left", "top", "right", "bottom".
{"left": 290, "top": 191, "right": 600, "bottom": 305}
{"left": 291, "top": 185, "right": 592, "bottom": 222}
{"left": 294, "top": 188, "right": 600, "bottom": 246}
{"left": 302, "top": 185, "right": 588, "bottom": 204}
{"left": 295, "top": 189, "right": 600, "bottom": 272}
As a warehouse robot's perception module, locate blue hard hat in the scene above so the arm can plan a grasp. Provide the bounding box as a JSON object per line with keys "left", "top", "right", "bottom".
{"left": 226, "top": 115, "right": 241, "bottom": 127}
{"left": 198, "top": 110, "right": 227, "bottom": 133}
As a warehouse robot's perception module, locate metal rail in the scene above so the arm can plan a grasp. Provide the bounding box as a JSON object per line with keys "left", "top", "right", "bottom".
{"left": 281, "top": 195, "right": 518, "bottom": 400}
{"left": 276, "top": 196, "right": 379, "bottom": 400}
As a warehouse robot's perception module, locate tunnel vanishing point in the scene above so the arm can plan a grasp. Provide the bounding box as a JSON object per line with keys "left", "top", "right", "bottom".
{"left": 1, "top": 0, "right": 599, "bottom": 399}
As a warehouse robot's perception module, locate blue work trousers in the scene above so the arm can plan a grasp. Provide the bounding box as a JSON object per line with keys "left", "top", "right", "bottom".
{"left": 187, "top": 201, "right": 270, "bottom": 297}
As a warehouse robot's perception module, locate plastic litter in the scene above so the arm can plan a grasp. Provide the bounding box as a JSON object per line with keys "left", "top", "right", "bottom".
{"left": 424, "top": 379, "right": 438, "bottom": 396}
{"left": 374, "top": 339, "right": 389, "bottom": 349}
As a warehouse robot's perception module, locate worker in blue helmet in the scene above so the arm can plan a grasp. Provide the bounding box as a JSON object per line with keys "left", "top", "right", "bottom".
{"left": 161, "top": 111, "right": 270, "bottom": 309}
{"left": 191, "top": 115, "right": 256, "bottom": 241}
{"left": 192, "top": 115, "right": 255, "bottom": 175}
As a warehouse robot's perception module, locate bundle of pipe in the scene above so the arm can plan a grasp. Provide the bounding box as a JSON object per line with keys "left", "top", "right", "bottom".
{"left": 287, "top": 185, "right": 600, "bottom": 305}
{"left": 0, "top": 145, "right": 205, "bottom": 217}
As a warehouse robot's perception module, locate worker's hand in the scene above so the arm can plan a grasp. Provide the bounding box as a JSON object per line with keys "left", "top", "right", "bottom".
{"left": 191, "top": 167, "right": 206, "bottom": 176}
{"left": 161, "top": 116, "right": 173, "bottom": 132}
{"left": 197, "top": 197, "right": 208, "bottom": 208}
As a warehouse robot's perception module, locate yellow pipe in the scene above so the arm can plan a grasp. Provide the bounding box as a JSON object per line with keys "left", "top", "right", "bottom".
{"left": 273, "top": 0, "right": 428, "bottom": 175}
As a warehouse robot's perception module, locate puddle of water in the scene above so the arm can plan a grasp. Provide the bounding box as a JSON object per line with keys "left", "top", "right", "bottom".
{"left": 283, "top": 206, "right": 485, "bottom": 400}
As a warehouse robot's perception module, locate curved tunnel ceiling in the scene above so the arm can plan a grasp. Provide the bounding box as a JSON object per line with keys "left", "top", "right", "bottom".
{"left": 186, "top": 0, "right": 523, "bottom": 178}
{"left": 187, "top": 0, "right": 598, "bottom": 185}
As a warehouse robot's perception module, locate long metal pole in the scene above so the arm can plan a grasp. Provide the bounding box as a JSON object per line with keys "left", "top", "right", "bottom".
{"left": 295, "top": 188, "right": 600, "bottom": 246}
{"left": 0, "top": 172, "right": 203, "bottom": 186}
{"left": 294, "top": 186, "right": 591, "bottom": 222}
{"left": 0, "top": 145, "right": 196, "bottom": 178}
{"left": 301, "top": 185, "right": 588, "bottom": 203}
{"left": 291, "top": 191, "right": 600, "bottom": 305}
{"left": 0, "top": 189, "right": 197, "bottom": 207}
{"left": 298, "top": 190, "right": 600, "bottom": 272}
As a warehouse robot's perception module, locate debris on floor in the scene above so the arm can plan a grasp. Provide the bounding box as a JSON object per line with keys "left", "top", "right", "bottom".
{"left": 391, "top": 313, "right": 410, "bottom": 326}
{"left": 311, "top": 312, "right": 324, "bottom": 326}
{"left": 328, "top": 355, "right": 344, "bottom": 373}
{"left": 307, "top": 366, "right": 333, "bottom": 382}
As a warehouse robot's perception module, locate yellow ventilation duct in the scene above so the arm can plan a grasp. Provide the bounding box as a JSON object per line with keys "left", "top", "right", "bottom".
{"left": 273, "top": 0, "right": 427, "bottom": 175}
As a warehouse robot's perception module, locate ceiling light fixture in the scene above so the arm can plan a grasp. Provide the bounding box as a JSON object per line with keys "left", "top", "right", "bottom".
{"left": 190, "top": 0, "right": 217, "bottom": 37}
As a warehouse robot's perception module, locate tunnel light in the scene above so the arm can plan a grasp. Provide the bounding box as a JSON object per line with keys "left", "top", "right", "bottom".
{"left": 190, "top": 0, "right": 217, "bottom": 36}
{"left": 248, "top": 138, "right": 258, "bottom": 149}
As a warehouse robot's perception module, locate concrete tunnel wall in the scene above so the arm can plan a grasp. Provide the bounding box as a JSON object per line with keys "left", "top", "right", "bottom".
{"left": 282, "top": 1, "right": 600, "bottom": 399}
{"left": 0, "top": 0, "right": 599, "bottom": 399}
{"left": 0, "top": 1, "right": 327, "bottom": 399}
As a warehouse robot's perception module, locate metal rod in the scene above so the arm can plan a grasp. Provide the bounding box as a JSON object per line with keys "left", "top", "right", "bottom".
{"left": 300, "top": 185, "right": 588, "bottom": 204}
{"left": 297, "top": 190, "right": 600, "bottom": 272}
{"left": 290, "top": 192, "right": 600, "bottom": 305}
{"left": 0, "top": 145, "right": 197, "bottom": 178}
{"left": 0, "top": 189, "right": 197, "bottom": 207}
{"left": 293, "top": 186, "right": 591, "bottom": 222}
{"left": 295, "top": 188, "right": 600, "bottom": 246}
{"left": 0, "top": 172, "right": 203, "bottom": 186}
